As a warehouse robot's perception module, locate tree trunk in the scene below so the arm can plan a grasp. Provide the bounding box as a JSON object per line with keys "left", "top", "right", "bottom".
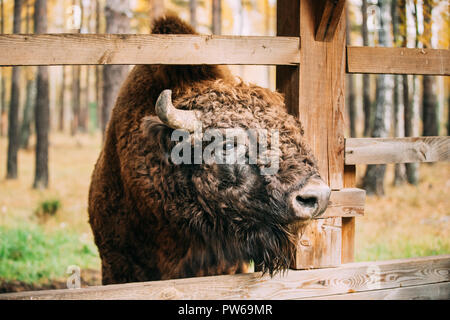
{"left": 83, "top": 66, "right": 90, "bottom": 132}
{"left": 362, "top": 0, "right": 371, "bottom": 137}
{"left": 59, "top": 66, "right": 66, "bottom": 132}
{"left": 363, "top": 0, "right": 393, "bottom": 196}
{"left": 403, "top": 15, "right": 412, "bottom": 140}
{"left": 33, "top": 0, "right": 49, "bottom": 189}
{"left": 264, "top": 0, "right": 270, "bottom": 85}
{"left": 392, "top": 0, "right": 406, "bottom": 186}
{"left": 403, "top": 0, "right": 420, "bottom": 185}
{"left": 190, "top": 0, "right": 197, "bottom": 31}
{"left": 6, "top": 0, "right": 22, "bottom": 179}
{"left": 212, "top": 0, "right": 221, "bottom": 35}
{"left": 422, "top": 0, "right": 438, "bottom": 136}
{"left": 80, "top": 0, "right": 90, "bottom": 132}
{"left": 346, "top": 6, "right": 356, "bottom": 138}
{"left": 20, "top": 0, "right": 35, "bottom": 149}
{"left": 70, "top": 0, "right": 82, "bottom": 135}
{"left": 71, "top": 65, "right": 81, "bottom": 135}
{"left": 448, "top": 94, "right": 450, "bottom": 136}
{"left": 347, "top": 69, "right": 356, "bottom": 137}
{"left": 422, "top": 76, "right": 438, "bottom": 136}
{"left": 0, "top": 0, "right": 6, "bottom": 137}
{"left": 96, "top": 0, "right": 102, "bottom": 130}
{"left": 392, "top": 74, "right": 407, "bottom": 186}
{"left": 20, "top": 77, "right": 35, "bottom": 149}
{"left": 102, "top": 0, "right": 130, "bottom": 136}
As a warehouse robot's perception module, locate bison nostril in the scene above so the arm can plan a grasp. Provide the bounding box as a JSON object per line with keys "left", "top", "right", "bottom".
{"left": 295, "top": 195, "right": 318, "bottom": 209}
{"left": 289, "top": 178, "right": 331, "bottom": 221}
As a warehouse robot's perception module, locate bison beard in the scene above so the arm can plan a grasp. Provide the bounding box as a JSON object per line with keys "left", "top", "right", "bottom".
{"left": 88, "top": 15, "right": 327, "bottom": 285}
{"left": 188, "top": 162, "right": 298, "bottom": 276}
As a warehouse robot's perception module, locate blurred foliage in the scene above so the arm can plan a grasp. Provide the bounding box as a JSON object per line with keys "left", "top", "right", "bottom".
{"left": 0, "top": 0, "right": 448, "bottom": 289}
{"left": 34, "top": 198, "right": 61, "bottom": 222}
{"left": 0, "top": 223, "right": 100, "bottom": 284}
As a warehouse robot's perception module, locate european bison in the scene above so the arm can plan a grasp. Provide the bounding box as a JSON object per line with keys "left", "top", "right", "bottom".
{"left": 88, "top": 15, "right": 330, "bottom": 285}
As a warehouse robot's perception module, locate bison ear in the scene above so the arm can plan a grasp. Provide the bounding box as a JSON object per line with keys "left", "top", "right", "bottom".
{"left": 141, "top": 116, "right": 176, "bottom": 163}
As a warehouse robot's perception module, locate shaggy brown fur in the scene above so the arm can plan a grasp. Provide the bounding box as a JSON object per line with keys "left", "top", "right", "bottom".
{"left": 88, "top": 15, "right": 321, "bottom": 285}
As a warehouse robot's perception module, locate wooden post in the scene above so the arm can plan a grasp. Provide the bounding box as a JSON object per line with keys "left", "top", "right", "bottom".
{"left": 277, "top": 0, "right": 348, "bottom": 268}
{"left": 342, "top": 165, "right": 356, "bottom": 263}
{"left": 315, "top": 0, "right": 346, "bottom": 42}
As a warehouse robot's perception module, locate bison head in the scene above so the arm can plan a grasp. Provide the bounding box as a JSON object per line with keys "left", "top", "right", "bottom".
{"left": 141, "top": 80, "right": 330, "bottom": 276}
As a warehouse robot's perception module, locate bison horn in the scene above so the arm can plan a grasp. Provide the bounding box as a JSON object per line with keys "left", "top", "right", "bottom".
{"left": 155, "top": 89, "right": 202, "bottom": 132}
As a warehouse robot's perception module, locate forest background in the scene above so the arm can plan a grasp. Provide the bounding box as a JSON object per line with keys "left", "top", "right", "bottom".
{"left": 0, "top": 0, "right": 448, "bottom": 292}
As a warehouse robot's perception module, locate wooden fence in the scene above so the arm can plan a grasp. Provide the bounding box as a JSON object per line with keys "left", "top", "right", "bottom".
{"left": 1, "top": 255, "right": 449, "bottom": 300}
{"left": 0, "top": 0, "right": 449, "bottom": 299}
{"left": 1, "top": 36, "right": 449, "bottom": 74}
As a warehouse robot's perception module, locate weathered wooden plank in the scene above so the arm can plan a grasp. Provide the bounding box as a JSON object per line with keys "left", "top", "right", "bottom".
{"left": 315, "top": 0, "right": 346, "bottom": 42}
{"left": 345, "top": 137, "right": 450, "bottom": 164}
{"left": 276, "top": 0, "right": 339, "bottom": 269}
{"left": 342, "top": 165, "right": 357, "bottom": 263}
{"left": 1, "top": 255, "right": 448, "bottom": 300}
{"left": 303, "top": 282, "right": 450, "bottom": 300}
{"left": 288, "top": 0, "right": 347, "bottom": 269}
{"left": 341, "top": 217, "right": 355, "bottom": 262}
{"left": 347, "top": 46, "right": 450, "bottom": 76}
{"left": 295, "top": 218, "right": 342, "bottom": 268}
{"left": 320, "top": 188, "right": 365, "bottom": 218}
{"left": 276, "top": 0, "right": 350, "bottom": 268}
{"left": 0, "top": 34, "right": 300, "bottom": 66}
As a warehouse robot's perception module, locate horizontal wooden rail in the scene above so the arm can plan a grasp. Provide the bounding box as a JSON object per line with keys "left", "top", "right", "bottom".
{"left": 1, "top": 255, "right": 448, "bottom": 300}
{"left": 321, "top": 188, "right": 365, "bottom": 218}
{"left": 306, "top": 282, "right": 450, "bottom": 300}
{"left": 2, "top": 36, "right": 448, "bottom": 76}
{"left": 347, "top": 46, "right": 450, "bottom": 76}
{"left": 345, "top": 137, "right": 450, "bottom": 165}
{"left": 0, "top": 34, "right": 300, "bottom": 66}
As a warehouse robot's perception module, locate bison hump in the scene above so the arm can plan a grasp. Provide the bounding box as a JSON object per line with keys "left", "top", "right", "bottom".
{"left": 152, "top": 14, "right": 196, "bottom": 35}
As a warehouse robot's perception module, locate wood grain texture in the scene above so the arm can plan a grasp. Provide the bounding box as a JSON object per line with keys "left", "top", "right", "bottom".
{"left": 347, "top": 46, "right": 450, "bottom": 75}
{"left": 315, "top": 0, "right": 346, "bottom": 42}
{"left": 1, "top": 255, "right": 448, "bottom": 300}
{"left": 0, "top": 34, "right": 300, "bottom": 66}
{"left": 295, "top": 218, "right": 342, "bottom": 268}
{"left": 289, "top": 0, "right": 347, "bottom": 269}
{"left": 341, "top": 217, "right": 355, "bottom": 262}
{"left": 315, "top": 0, "right": 335, "bottom": 41}
{"left": 342, "top": 165, "right": 356, "bottom": 264}
{"left": 276, "top": 0, "right": 343, "bottom": 269}
{"left": 298, "top": 1, "right": 346, "bottom": 190}
{"left": 304, "top": 282, "right": 450, "bottom": 300}
{"left": 345, "top": 136, "right": 450, "bottom": 164}
{"left": 320, "top": 188, "right": 365, "bottom": 218}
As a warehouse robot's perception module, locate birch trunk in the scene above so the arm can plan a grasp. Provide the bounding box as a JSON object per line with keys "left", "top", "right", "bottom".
{"left": 362, "top": 0, "right": 393, "bottom": 196}
{"left": 102, "top": 0, "right": 130, "bottom": 136}
{"left": 362, "top": 0, "right": 371, "bottom": 137}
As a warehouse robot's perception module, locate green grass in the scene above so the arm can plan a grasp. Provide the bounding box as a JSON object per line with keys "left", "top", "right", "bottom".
{"left": 355, "top": 236, "right": 450, "bottom": 262}
{"left": 0, "top": 224, "right": 100, "bottom": 284}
